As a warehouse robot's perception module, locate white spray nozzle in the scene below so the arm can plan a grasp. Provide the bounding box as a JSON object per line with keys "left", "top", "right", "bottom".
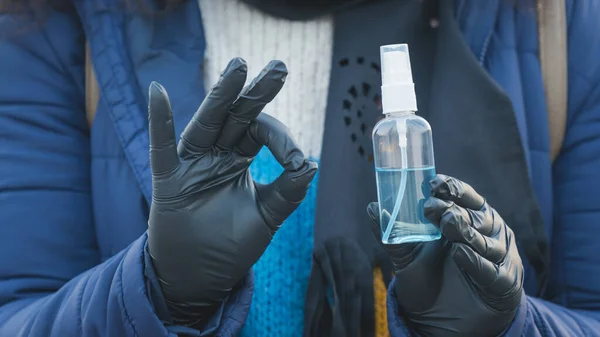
{"left": 381, "top": 44, "right": 413, "bottom": 85}
{"left": 380, "top": 44, "right": 417, "bottom": 113}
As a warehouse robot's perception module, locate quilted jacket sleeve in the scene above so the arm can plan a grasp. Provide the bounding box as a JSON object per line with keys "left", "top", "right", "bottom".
{"left": 0, "top": 9, "right": 251, "bottom": 337}
{"left": 503, "top": 0, "right": 600, "bottom": 335}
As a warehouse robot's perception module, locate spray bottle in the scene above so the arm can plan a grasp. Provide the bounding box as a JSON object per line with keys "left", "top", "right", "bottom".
{"left": 372, "top": 44, "right": 441, "bottom": 244}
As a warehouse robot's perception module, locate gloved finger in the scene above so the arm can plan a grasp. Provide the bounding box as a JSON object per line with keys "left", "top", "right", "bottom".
{"left": 437, "top": 200, "right": 506, "bottom": 264}
{"left": 430, "top": 195, "right": 496, "bottom": 236}
{"left": 255, "top": 161, "right": 317, "bottom": 230}
{"left": 466, "top": 201, "right": 497, "bottom": 236}
{"left": 367, "top": 202, "right": 423, "bottom": 270}
{"left": 148, "top": 82, "right": 179, "bottom": 175}
{"left": 245, "top": 114, "right": 317, "bottom": 227}
{"left": 371, "top": 207, "right": 404, "bottom": 244}
{"left": 452, "top": 243, "right": 521, "bottom": 296}
{"left": 430, "top": 174, "right": 485, "bottom": 211}
{"left": 423, "top": 196, "right": 453, "bottom": 225}
{"left": 178, "top": 57, "right": 247, "bottom": 154}
{"left": 237, "top": 113, "right": 306, "bottom": 170}
{"left": 451, "top": 243, "right": 501, "bottom": 288}
{"left": 215, "top": 60, "right": 287, "bottom": 150}
{"left": 367, "top": 202, "right": 383, "bottom": 242}
{"left": 426, "top": 192, "right": 497, "bottom": 237}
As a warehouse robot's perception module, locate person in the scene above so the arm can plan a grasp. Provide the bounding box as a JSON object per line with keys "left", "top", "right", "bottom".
{"left": 1, "top": 0, "right": 600, "bottom": 336}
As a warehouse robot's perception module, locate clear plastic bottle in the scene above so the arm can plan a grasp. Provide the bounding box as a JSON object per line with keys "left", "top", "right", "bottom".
{"left": 372, "top": 44, "right": 441, "bottom": 244}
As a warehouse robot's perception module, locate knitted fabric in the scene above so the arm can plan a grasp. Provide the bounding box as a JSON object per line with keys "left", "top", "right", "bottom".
{"left": 248, "top": 149, "right": 319, "bottom": 336}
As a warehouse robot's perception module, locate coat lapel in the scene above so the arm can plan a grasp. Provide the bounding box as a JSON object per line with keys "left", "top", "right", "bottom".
{"left": 426, "top": 0, "right": 549, "bottom": 294}
{"left": 76, "top": 0, "right": 205, "bottom": 204}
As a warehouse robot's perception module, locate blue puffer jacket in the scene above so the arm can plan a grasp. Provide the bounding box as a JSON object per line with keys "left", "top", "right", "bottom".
{"left": 0, "top": 0, "right": 599, "bottom": 336}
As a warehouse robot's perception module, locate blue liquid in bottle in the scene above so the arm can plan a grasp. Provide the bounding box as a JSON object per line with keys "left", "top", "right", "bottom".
{"left": 373, "top": 44, "right": 441, "bottom": 244}
{"left": 375, "top": 166, "right": 440, "bottom": 244}
{"left": 373, "top": 114, "right": 441, "bottom": 244}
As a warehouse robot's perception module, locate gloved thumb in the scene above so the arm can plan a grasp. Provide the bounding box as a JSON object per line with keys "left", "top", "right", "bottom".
{"left": 367, "top": 201, "right": 427, "bottom": 271}
{"left": 256, "top": 160, "right": 318, "bottom": 230}
{"left": 274, "top": 159, "right": 318, "bottom": 203}
{"left": 367, "top": 202, "right": 383, "bottom": 242}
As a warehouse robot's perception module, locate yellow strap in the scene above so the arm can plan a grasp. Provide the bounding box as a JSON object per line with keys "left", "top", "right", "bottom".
{"left": 373, "top": 267, "right": 390, "bottom": 337}
{"left": 537, "top": 0, "right": 567, "bottom": 162}
{"left": 85, "top": 42, "right": 99, "bottom": 128}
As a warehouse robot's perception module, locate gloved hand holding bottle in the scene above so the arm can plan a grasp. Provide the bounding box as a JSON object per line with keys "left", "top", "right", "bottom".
{"left": 369, "top": 44, "right": 522, "bottom": 335}
{"left": 368, "top": 174, "right": 524, "bottom": 336}
{"left": 146, "top": 57, "right": 318, "bottom": 325}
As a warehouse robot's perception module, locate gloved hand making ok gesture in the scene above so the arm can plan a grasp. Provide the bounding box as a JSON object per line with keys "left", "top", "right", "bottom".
{"left": 368, "top": 174, "right": 523, "bottom": 336}
{"left": 147, "top": 58, "right": 318, "bottom": 324}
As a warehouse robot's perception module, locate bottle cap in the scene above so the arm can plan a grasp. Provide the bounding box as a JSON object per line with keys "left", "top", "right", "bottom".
{"left": 380, "top": 44, "right": 417, "bottom": 113}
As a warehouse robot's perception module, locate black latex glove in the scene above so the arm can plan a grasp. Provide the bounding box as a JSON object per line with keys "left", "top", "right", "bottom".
{"left": 367, "top": 174, "right": 523, "bottom": 336}
{"left": 147, "top": 58, "right": 318, "bottom": 325}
